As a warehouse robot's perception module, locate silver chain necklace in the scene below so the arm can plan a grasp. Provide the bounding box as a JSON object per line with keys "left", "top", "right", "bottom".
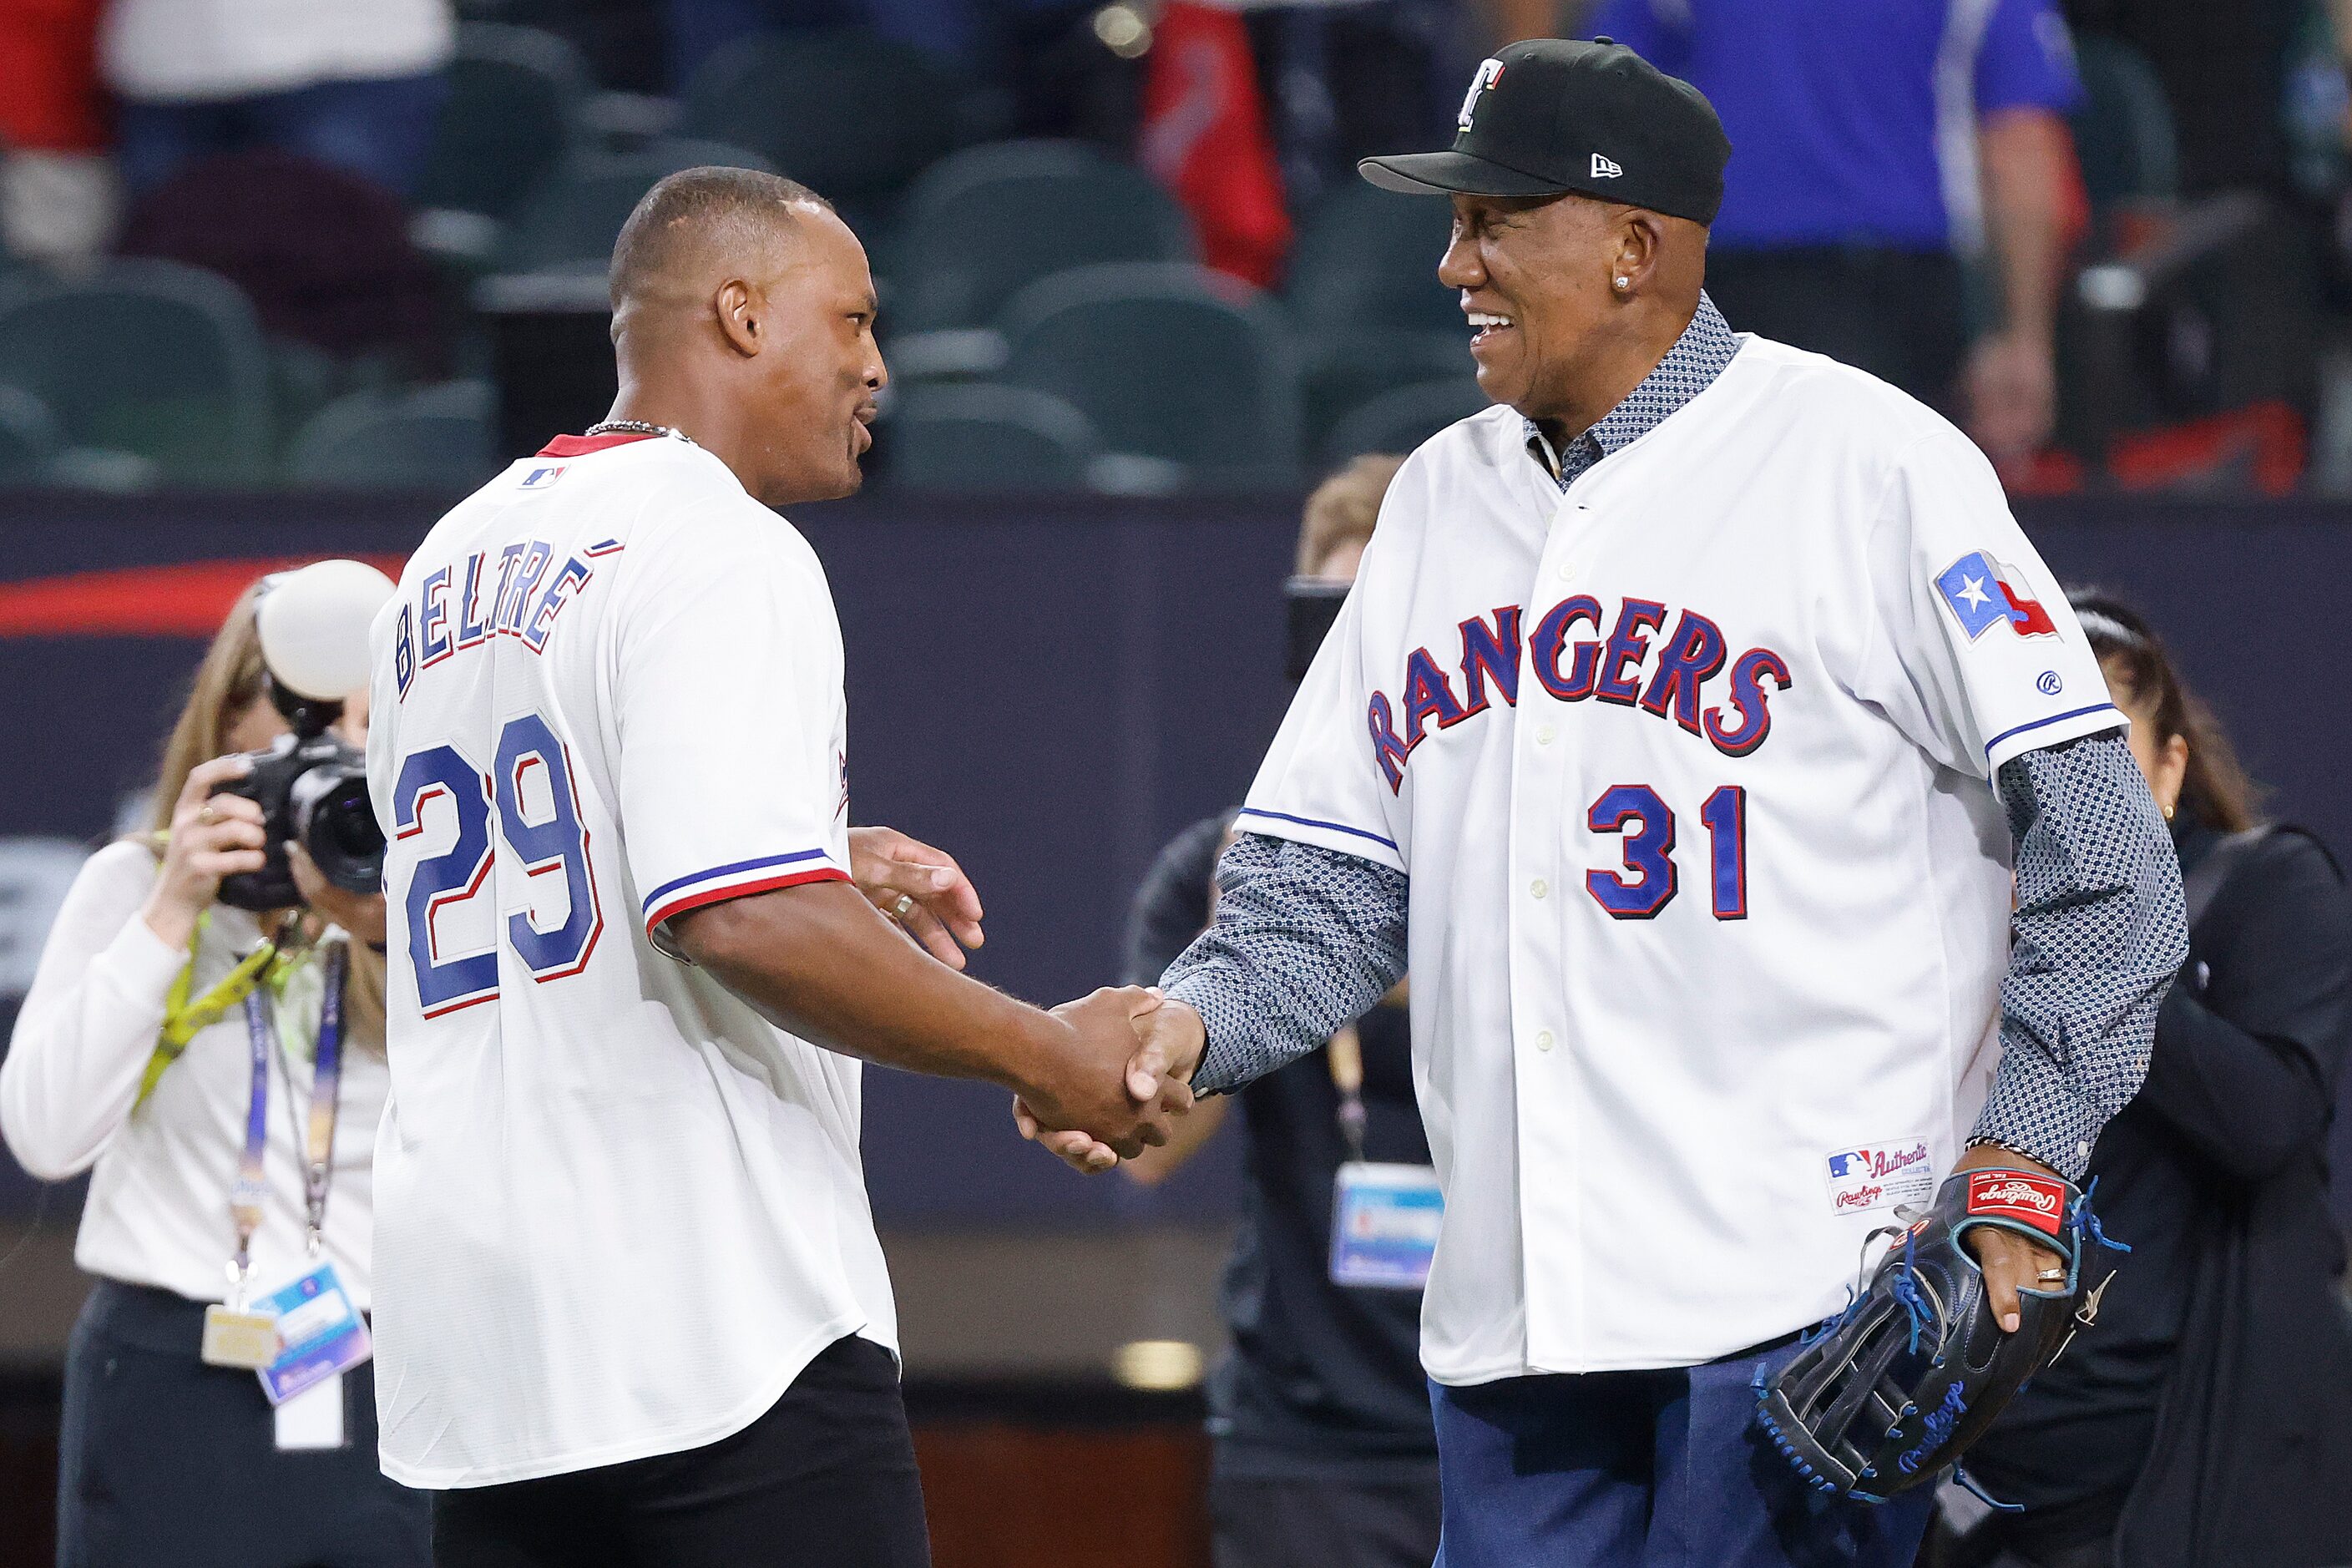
{"left": 584, "top": 419, "right": 697, "bottom": 446}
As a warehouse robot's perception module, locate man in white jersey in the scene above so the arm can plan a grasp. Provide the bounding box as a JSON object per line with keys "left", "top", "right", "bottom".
{"left": 366, "top": 168, "right": 1188, "bottom": 1567}
{"left": 1029, "top": 40, "right": 2188, "bottom": 1568}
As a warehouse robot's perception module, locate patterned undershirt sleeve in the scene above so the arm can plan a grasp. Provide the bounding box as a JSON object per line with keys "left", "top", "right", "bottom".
{"left": 1161, "top": 832, "right": 1410, "bottom": 1095}
{"left": 1972, "top": 731, "right": 2188, "bottom": 1179}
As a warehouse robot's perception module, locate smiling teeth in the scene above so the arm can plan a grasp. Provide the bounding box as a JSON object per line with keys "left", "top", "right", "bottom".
{"left": 1468, "top": 312, "right": 1514, "bottom": 329}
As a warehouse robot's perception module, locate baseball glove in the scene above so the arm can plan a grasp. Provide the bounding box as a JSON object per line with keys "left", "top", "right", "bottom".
{"left": 1753, "top": 1166, "right": 2125, "bottom": 1504}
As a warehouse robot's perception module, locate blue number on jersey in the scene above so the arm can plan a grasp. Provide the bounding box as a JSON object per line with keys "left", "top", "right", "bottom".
{"left": 395, "top": 713, "right": 602, "bottom": 1011}
{"left": 394, "top": 745, "right": 499, "bottom": 1015}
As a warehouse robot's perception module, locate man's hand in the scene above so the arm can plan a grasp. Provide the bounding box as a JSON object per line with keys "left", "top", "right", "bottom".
{"left": 847, "top": 825, "right": 983, "bottom": 969}
{"left": 1965, "top": 329, "right": 2057, "bottom": 470}
{"left": 1011, "top": 986, "right": 1193, "bottom": 1161}
{"left": 1016, "top": 998, "right": 1207, "bottom": 1173}
{"left": 1954, "top": 1142, "right": 2068, "bottom": 1333}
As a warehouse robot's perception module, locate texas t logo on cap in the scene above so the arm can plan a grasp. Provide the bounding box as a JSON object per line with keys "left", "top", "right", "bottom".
{"left": 1459, "top": 58, "right": 1505, "bottom": 129}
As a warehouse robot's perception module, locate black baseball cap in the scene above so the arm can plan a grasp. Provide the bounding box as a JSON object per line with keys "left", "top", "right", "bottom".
{"left": 1360, "top": 38, "right": 1731, "bottom": 225}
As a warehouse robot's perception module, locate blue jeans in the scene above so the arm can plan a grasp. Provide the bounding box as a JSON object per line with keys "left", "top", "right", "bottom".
{"left": 1430, "top": 1338, "right": 1935, "bottom": 1568}
{"left": 115, "top": 71, "right": 449, "bottom": 198}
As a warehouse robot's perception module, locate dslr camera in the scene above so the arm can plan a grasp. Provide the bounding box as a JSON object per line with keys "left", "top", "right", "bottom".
{"left": 210, "top": 561, "right": 393, "bottom": 913}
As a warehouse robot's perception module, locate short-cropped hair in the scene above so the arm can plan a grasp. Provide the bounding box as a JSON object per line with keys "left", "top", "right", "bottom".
{"left": 609, "top": 166, "right": 835, "bottom": 307}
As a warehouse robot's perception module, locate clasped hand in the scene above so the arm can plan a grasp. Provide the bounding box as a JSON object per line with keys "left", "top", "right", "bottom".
{"left": 1013, "top": 994, "right": 1207, "bottom": 1173}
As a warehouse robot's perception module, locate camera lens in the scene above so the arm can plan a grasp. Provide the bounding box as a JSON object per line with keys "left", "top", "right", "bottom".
{"left": 291, "top": 763, "right": 387, "bottom": 893}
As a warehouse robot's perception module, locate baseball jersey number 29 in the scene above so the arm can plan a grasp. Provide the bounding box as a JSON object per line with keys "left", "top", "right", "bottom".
{"left": 1584, "top": 783, "right": 1748, "bottom": 922}
{"left": 394, "top": 714, "right": 603, "bottom": 1015}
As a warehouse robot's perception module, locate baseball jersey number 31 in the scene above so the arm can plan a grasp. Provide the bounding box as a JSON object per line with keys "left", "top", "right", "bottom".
{"left": 392, "top": 712, "right": 604, "bottom": 1015}
{"left": 1584, "top": 784, "right": 1747, "bottom": 921}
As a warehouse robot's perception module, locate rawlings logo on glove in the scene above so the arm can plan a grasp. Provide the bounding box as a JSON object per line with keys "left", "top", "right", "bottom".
{"left": 1965, "top": 1173, "right": 2066, "bottom": 1235}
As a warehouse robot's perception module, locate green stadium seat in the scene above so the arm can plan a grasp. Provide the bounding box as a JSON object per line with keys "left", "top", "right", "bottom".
{"left": 998, "top": 263, "right": 1300, "bottom": 490}
{"left": 496, "top": 140, "right": 778, "bottom": 272}
{"left": 1322, "top": 378, "right": 1491, "bottom": 466}
{"left": 284, "top": 381, "right": 498, "bottom": 489}
{"left": 1283, "top": 183, "right": 1469, "bottom": 457}
{"left": 417, "top": 24, "right": 592, "bottom": 222}
{"left": 886, "top": 383, "right": 1099, "bottom": 492}
{"left": 0, "top": 260, "right": 271, "bottom": 485}
{"left": 2069, "top": 36, "right": 2179, "bottom": 211}
{"left": 679, "top": 29, "right": 978, "bottom": 210}
{"left": 888, "top": 141, "right": 1194, "bottom": 333}
{"left": 0, "top": 383, "right": 62, "bottom": 482}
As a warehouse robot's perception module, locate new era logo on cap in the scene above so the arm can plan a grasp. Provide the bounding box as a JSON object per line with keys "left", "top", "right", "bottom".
{"left": 1591, "top": 154, "right": 1622, "bottom": 179}
{"left": 1459, "top": 58, "right": 1505, "bottom": 129}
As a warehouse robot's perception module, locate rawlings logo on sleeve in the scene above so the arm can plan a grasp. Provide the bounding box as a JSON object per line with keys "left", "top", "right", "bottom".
{"left": 1965, "top": 1172, "right": 2066, "bottom": 1235}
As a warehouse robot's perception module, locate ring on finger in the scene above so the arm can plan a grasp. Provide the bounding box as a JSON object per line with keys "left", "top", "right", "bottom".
{"left": 892, "top": 893, "right": 914, "bottom": 919}
{"left": 196, "top": 804, "right": 220, "bottom": 827}
{"left": 2036, "top": 1267, "right": 2066, "bottom": 1282}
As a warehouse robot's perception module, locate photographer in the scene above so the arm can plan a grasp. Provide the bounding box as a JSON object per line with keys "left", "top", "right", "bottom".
{"left": 0, "top": 568, "right": 427, "bottom": 1567}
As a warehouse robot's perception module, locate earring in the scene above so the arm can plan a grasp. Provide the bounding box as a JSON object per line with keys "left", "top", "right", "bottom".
{"left": 1613, "top": 276, "right": 1630, "bottom": 291}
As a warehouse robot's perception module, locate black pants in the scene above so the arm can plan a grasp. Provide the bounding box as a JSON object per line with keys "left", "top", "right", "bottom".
{"left": 432, "top": 1334, "right": 930, "bottom": 1568}
{"left": 1704, "top": 246, "right": 1969, "bottom": 414}
{"left": 57, "top": 1278, "right": 431, "bottom": 1568}
{"left": 1210, "top": 1468, "right": 1443, "bottom": 1568}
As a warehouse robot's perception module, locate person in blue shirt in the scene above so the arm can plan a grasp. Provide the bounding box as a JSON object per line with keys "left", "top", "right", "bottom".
{"left": 1585, "top": 0, "right": 2081, "bottom": 469}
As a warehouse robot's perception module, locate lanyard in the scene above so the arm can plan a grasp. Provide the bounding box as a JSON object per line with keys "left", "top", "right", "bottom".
{"left": 1328, "top": 1022, "right": 1368, "bottom": 1164}
{"left": 139, "top": 911, "right": 307, "bottom": 1110}
{"left": 226, "top": 941, "right": 346, "bottom": 1306}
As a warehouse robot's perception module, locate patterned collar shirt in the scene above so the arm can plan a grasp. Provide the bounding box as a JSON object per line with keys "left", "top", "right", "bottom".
{"left": 1522, "top": 290, "right": 1743, "bottom": 489}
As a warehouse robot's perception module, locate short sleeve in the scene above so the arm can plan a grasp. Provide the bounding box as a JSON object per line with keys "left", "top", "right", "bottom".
{"left": 1975, "top": 0, "right": 2081, "bottom": 115}
{"left": 1238, "top": 580, "right": 1408, "bottom": 873}
{"left": 1862, "top": 428, "right": 2120, "bottom": 779}
{"left": 1586, "top": 0, "right": 1686, "bottom": 74}
{"left": 612, "top": 508, "right": 850, "bottom": 941}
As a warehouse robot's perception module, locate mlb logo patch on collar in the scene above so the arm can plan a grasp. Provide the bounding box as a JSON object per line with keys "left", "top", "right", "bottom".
{"left": 520, "top": 464, "right": 567, "bottom": 488}
{"left": 1935, "top": 551, "right": 2057, "bottom": 640}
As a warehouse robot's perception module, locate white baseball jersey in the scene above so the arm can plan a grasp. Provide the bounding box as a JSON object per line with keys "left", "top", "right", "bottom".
{"left": 1247, "top": 337, "right": 2121, "bottom": 1383}
{"left": 363, "top": 432, "right": 894, "bottom": 1488}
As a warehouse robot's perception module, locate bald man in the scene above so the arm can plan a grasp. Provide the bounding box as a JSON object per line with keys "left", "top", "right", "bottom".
{"left": 364, "top": 168, "right": 1185, "bottom": 1567}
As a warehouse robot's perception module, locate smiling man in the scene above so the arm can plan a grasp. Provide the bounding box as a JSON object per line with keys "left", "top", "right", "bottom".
{"left": 367, "top": 168, "right": 1186, "bottom": 1568}
{"left": 1027, "top": 38, "right": 2188, "bottom": 1568}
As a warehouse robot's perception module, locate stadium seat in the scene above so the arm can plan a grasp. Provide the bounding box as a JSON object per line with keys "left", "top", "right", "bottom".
{"left": 1321, "top": 378, "right": 1491, "bottom": 466}
{"left": 886, "top": 383, "right": 1099, "bottom": 492}
{"left": 678, "top": 29, "right": 979, "bottom": 210}
{"left": 1284, "top": 181, "right": 1459, "bottom": 338}
{"left": 284, "top": 381, "right": 499, "bottom": 488}
{"left": 1283, "top": 184, "right": 1468, "bottom": 456}
{"left": 2070, "top": 36, "right": 2179, "bottom": 211}
{"left": 0, "top": 384, "right": 62, "bottom": 482}
{"left": 416, "top": 24, "right": 593, "bottom": 223}
{"left": 0, "top": 260, "right": 271, "bottom": 485}
{"left": 888, "top": 141, "right": 1195, "bottom": 334}
{"left": 496, "top": 140, "right": 778, "bottom": 272}
{"left": 998, "top": 263, "right": 1300, "bottom": 489}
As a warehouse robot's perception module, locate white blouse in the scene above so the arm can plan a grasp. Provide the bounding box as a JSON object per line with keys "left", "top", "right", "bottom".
{"left": 0, "top": 842, "right": 388, "bottom": 1309}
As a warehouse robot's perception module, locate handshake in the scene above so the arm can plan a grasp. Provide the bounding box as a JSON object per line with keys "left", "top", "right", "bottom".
{"left": 1009, "top": 987, "right": 1208, "bottom": 1173}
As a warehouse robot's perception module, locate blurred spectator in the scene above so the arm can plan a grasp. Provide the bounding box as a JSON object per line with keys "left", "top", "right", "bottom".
{"left": 0, "top": 0, "right": 119, "bottom": 268}
{"left": 1142, "top": 0, "right": 1293, "bottom": 285}
{"left": 1244, "top": 0, "right": 1459, "bottom": 216}
{"left": 1588, "top": 0, "right": 2081, "bottom": 468}
{"left": 1122, "top": 454, "right": 1442, "bottom": 1568}
{"left": 99, "top": 0, "right": 455, "bottom": 197}
{"left": 666, "top": 0, "right": 979, "bottom": 83}
{"left": 1940, "top": 589, "right": 2352, "bottom": 1568}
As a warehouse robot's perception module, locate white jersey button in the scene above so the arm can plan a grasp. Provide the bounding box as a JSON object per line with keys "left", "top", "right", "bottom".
{"left": 1530, "top": 878, "right": 1550, "bottom": 899}
{"left": 1535, "top": 1029, "right": 1555, "bottom": 1051}
{"left": 1535, "top": 723, "right": 1556, "bottom": 746}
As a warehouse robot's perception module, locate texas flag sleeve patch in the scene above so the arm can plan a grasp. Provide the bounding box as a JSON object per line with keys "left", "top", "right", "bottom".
{"left": 1935, "top": 551, "right": 2058, "bottom": 640}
